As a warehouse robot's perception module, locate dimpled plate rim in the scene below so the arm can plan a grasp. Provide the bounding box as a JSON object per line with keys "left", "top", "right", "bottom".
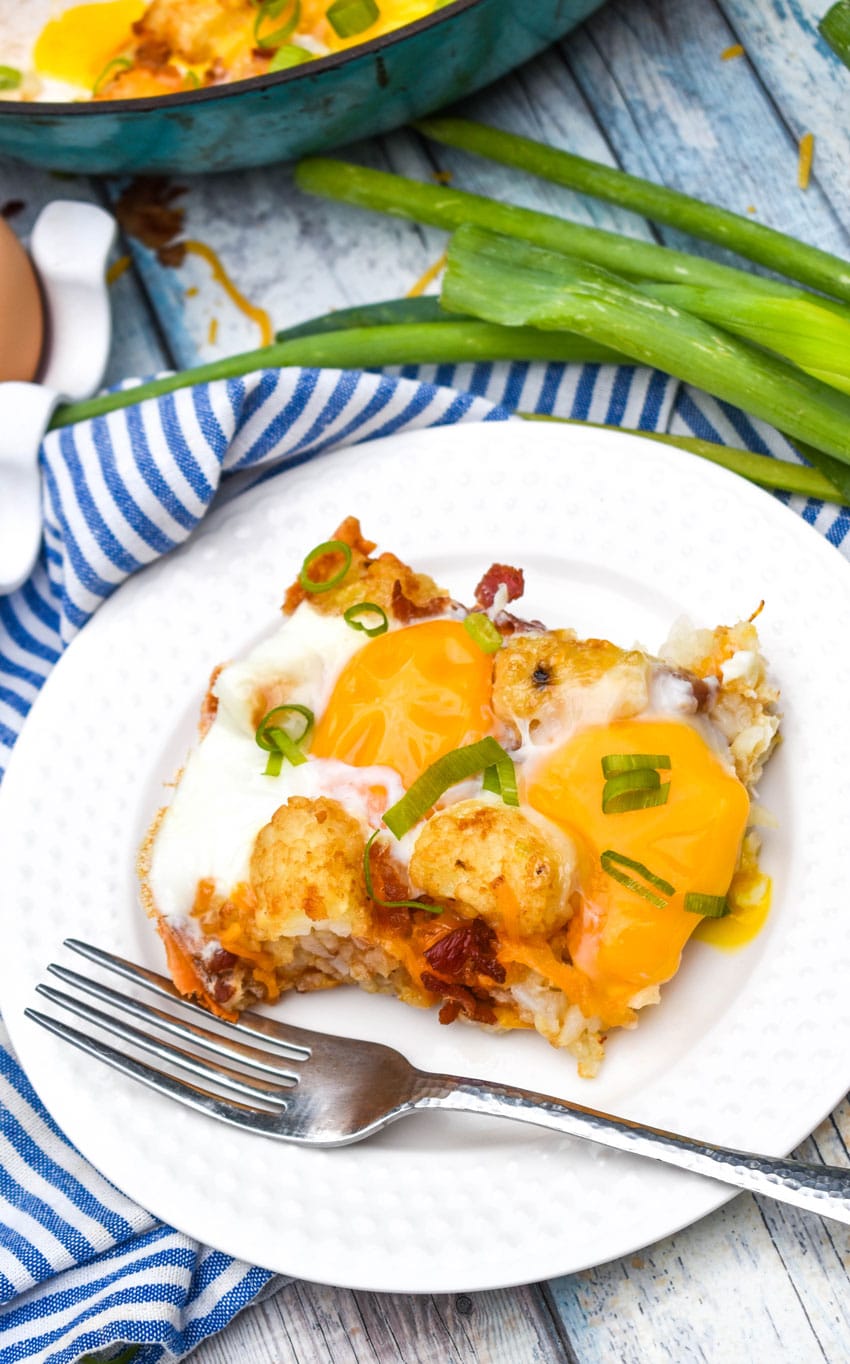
{"left": 1, "top": 421, "right": 849, "bottom": 1293}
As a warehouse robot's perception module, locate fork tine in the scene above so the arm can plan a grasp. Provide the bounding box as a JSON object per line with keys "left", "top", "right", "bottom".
{"left": 64, "top": 938, "right": 316, "bottom": 1059}
{"left": 25, "top": 1007, "right": 288, "bottom": 1137}
{"left": 35, "top": 983, "right": 290, "bottom": 1107}
{"left": 47, "top": 963, "right": 300, "bottom": 1082}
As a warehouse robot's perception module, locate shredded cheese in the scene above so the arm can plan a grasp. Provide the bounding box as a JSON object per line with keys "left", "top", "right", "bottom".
{"left": 183, "top": 239, "right": 274, "bottom": 346}
{"left": 722, "top": 43, "right": 744, "bottom": 60}
{"left": 406, "top": 250, "right": 448, "bottom": 299}
{"left": 798, "top": 132, "right": 815, "bottom": 191}
{"left": 106, "top": 253, "right": 131, "bottom": 285}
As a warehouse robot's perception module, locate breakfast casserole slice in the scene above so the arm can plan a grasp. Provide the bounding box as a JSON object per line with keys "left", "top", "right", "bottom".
{"left": 139, "top": 518, "right": 780, "bottom": 1076}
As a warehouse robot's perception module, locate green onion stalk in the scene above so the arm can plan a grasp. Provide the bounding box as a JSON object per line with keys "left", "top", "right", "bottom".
{"left": 277, "top": 299, "right": 847, "bottom": 499}
{"left": 49, "top": 301, "right": 845, "bottom": 505}
{"left": 415, "top": 117, "right": 850, "bottom": 304}
{"left": 275, "top": 294, "right": 462, "bottom": 339}
{"left": 820, "top": 1, "right": 850, "bottom": 70}
{"left": 440, "top": 225, "right": 850, "bottom": 466}
{"left": 521, "top": 415, "right": 846, "bottom": 503}
{"left": 634, "top": 283, "right": 850, "bottom": 395}
{"left": 294, "top": 157, "right": 811, "bottom": 299}
{"left": 50, "top": 322, "right": 625, "bottom": 429}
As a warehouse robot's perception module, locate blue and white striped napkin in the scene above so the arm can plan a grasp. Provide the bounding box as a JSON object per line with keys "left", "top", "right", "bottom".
{"left": 0, "top": 358, "right": 844, "bottom": 1364}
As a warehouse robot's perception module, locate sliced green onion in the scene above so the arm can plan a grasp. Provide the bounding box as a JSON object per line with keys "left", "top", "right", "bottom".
{"left": 486, "top": 754, "right": 519, "bottom": 807}
{"left": 480, "top": 759, "right": 519, "bottom": 806}
{"left": 343, "top": 601, "right": 389, "bottom": 637}
{"left": 92, "top": 56, "right": 132, "bottom": 95}
{"left": 462, "top": 612, "right": 503, "bottom": 655}
{"left": 601, "top": 753, "right": 671, "bottom": 776}
{"left": 603, "top": 781, "right": 670, "bottom": 814}
{"left": 383, "top": 737, "right": 518, "bottom": 838}
{"left": 603, "top": 768, "right": 660, "bottom": 796}
{"left": 684, "top": 892, "right": 731, "bottom": 918}
{"left": 363, "top": 830, "right": 442, "bottom": 913}
{"left": 298, "top": 539, "right": 352, "bottom": 594}
{"left": 0, "top": 65, "right": 22, "bottom": 91}
{"left": 184, "top": 69, "right": 201, "bottom": 88}
{"left": 326, "top": 0, "right": 379, "bottom": 38}
{"left": 255, "top": 703, "right": 314, "bottom": 776}
{"left": 254, "top": 0, "right": 300, "bottom": 48}
{"left": 268, "top": 43, "right": 312, "bottom": 70}
{"left": 600, "top": 849, "right": 675, "bottom": 910}
{"left": 265, "top": 726, "right": 307, "bottom": 769}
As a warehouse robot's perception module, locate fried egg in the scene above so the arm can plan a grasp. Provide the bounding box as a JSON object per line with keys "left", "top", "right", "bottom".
{"left": 141, "top": 519, "right": 779, "bottom": 1076}
{"left": 17, "top": 0, "right": 452, "bottom": 103}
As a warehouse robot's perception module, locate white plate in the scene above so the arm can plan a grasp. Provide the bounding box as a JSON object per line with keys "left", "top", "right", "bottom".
{"left": 2, "top": 421, "right": 850, "bottom": 1293}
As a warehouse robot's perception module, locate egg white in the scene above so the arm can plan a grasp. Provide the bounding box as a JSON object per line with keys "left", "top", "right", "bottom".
{"left": 147, "top": 603, "right": 404, "bottom": 921}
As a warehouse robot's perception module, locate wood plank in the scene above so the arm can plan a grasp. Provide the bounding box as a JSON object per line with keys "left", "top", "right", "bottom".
{"left": 547, "top": 1102, "right": 850, "bottom": 1364}
{"left": 567, "top": 0, "right": 850, "bottom": 263}
{"left": 718, "top": 0, "right": 850, "bottom": 229}
{"left": 0, "top": 158, "right": 170, "bottom": 384}
{"left": 186, "top": 1279, "right": 571, "bottom": 1364}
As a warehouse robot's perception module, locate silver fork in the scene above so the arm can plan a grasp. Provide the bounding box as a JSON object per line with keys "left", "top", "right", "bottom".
{"left": 25, "top": 938, "right": 850, "bottom": 1226}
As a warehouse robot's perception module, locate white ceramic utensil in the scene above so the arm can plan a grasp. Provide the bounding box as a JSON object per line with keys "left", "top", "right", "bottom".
{"left": 0, "top": 201, "right": 115, "bottom": 595}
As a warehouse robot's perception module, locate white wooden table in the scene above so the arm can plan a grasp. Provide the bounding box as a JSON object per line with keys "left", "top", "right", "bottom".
{"left": 6, "top": 1, "right": 850, "bottom": 1358}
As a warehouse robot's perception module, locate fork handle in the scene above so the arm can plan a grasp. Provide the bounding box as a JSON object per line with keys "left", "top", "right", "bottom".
{"left": 413, "top": 1073, "right": 850, "bottom": 1225}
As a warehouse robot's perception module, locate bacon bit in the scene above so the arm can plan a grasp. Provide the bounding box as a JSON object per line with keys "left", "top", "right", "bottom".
{"left": 798, "top": 132, "right": 815, "bottom": 191}
{"left": 390, "top": 579, "right": 447, "bottom": 623}
{"left": 113, "top": 177, "right": 187, "bottom": 267}
{"left": 205, "top": 58, "right": 227, "bottom": 85}
{"left": 367, "top": 841, "right": 416, "bottom": 936}
{"left": 207, "top": 947, "right": 238, "bottom": 973}
{"left": 420, "top": 971, "right": 497, "bottom": 1025}
{"left": 135, "top": 35, "right": 172, "bottom": 66}
{"left": 493, "top": 610, "right": 546, "bottom": 639}
{"left": 106, "top": 254, "right": 131, "bottom": 286}
{"left": 156, "top": 919, "right": 237, "bottom": 1020}
{"left": 199, "top": 663, "right": 225, "bottom": 736}
{"left": 336, "top": 515, "right": 377, "bottom": 557}
{"left": 283, "top": 516, "right": 376, "bottom": 614}
{"left": 721, "top": 43, "right": 744, "bottom": 60}
{"left": 474, "top": 563, "right": 525, "bottom": 609}
{"left": 424, "top": 918, "right": 506, "bottom": 984}
{"left": 432, "top": 170, "right": 453, "bottom": 185}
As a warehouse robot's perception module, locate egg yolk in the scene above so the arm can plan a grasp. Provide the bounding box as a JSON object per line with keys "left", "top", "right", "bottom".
{"left": 311, "top": 620, "right": 494, "bottom": 789}
{"left": 526, "top": 718, "right": 749, "bottom": 1021}
{"left": 34, "top": 1, "right": 146, "bottom": 90}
